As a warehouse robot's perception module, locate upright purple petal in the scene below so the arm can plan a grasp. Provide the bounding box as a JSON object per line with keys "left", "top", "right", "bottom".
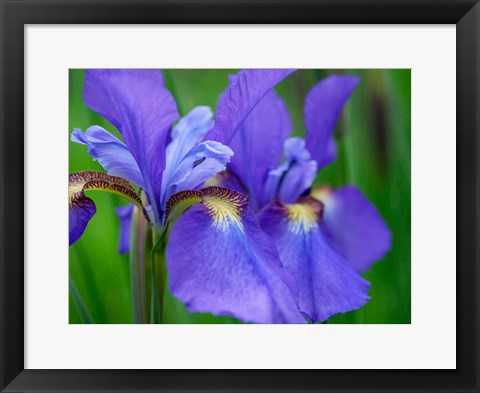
{"left": 165, "top": 106, "right": 214, "bottom": 176}
{"left": 206, "top": 69, "right": 296, "bottom": 145}
{"left": 263, "top": 162, "right": 289, "bottom": 206}
{"left": 166, "top": 187, "right": 305, "bottom": 324}
{"left": 228, "top": 90, "right": 292, "bottom": 210}
{"left": 313, "top": 185, "right": 392, "bottom": 273}
{"left": 259, "top": 198, "right": 370, "bottom": 322}
{"left": 161, "top": 141, "right": 233, "bottom": 208}
{"left": 262, "top": 138, "right": 317, "bottom": 206}
{"left": 83, "top": 69, "right": 179, "bottom": 224}
{"left": 161, "top": 106, "right": 234, "bottom": 210}
{"left": 304, "top": 75, "right": 359, "bottom": 169}
{"left": 116, "top": 204, "right": 134, "bottom": 255}
{"left": 278, "top": 160, "right": 317, "bottom": 203}
{"left": 71, "top": 127, "right": 145, "bottom": 188}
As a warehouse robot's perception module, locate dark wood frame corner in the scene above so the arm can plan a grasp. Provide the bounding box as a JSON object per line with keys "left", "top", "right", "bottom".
{"left": 1, "top": 1, "right": 478, "bottom": 392}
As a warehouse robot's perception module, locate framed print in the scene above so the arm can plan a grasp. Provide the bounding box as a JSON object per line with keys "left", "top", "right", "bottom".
{"left": 1, "top": 0, "right": 479, "bottom": 392}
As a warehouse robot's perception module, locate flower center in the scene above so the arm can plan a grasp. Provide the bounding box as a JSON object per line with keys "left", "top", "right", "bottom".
{"left": 285, "top": 197, "right": 323, "bottom": 234}
{"left": 202, "top": 188, "right": 247, "bottom": 231}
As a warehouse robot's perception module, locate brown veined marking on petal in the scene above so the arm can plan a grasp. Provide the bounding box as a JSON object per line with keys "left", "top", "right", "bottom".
{"left": 164, "top": 189, "right": 203, "bottom": 224}
{"left": 200, "top": 186, "right": 248, "bottom": 231}
{"left": 284, "top": 196, "right": 324, "bottom": 234}
{"left": 69, "top": 171, "right": 149, "bottom": 222}
{"left": 164, "top": 186, "right": 248, "bottom": 231}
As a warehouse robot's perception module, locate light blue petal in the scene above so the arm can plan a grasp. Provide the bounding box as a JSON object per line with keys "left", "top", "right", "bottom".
{"left": 71, "top": 128, "right": 88, "bottom": 144}
{"left": 71, "top": 126, "right": 145, "bottom": 189}
{"left": 161, "top": 106, "right": 216, "bottom": 206}
{"left": 166, "top": 106, "right": 214, "bottom": 173}
{"left": 284, "top": 137, "right": 311, "bottom": 163}
{"left": 278, "top": 160, "right": 317, "bottom": 203}
{"left": 262, "top": 137, "right": 317, "bottom": 205}
{"left": 262, "top": 162, "right": 289, "bottom": 206}
{"left": 161, "top": 140, "right": 233, "bottom": 206}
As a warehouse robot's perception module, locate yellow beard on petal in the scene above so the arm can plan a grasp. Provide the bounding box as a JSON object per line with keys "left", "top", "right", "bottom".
{"left": 285, "top": 198, "right": 323, "bottom": 234}
{"left": 202, "top": 187, "right": 247, "bottom": 232}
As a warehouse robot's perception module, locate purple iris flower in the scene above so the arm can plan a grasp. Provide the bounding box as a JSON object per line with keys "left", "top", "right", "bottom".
{"left": 219, "top": 74, "right": 392, "bottom": 322}
{"left": 69, "top": 69, "right": 306, "bottom": 323}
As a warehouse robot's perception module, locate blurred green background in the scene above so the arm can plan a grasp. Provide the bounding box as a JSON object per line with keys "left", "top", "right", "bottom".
{"left": 69, "top": 69, "right": 411, "bottom": 324}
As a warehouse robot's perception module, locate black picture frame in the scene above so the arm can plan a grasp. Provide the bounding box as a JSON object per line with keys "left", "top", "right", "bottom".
{"left": 1, "top": 1, "right": 478, "bottom": 392}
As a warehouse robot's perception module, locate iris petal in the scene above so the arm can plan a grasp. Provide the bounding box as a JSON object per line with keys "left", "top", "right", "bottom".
{"left": 206, "top": 69, "right": 296, "bottom": 145}
{"left": 263, "top": 162, "right": 289, "bottom": 205}
{"left": 161, "top": 141, "right": 233, "bottom": 207}
{"left": 284, "top": 137, "right": 312, "bottom": 162}
{"left": 69, "top": 171, "right": 144, "bottom": 246}
{"left": 312, "top": 185, "right": 392, "bottom": 273}
{"left": 165, "top": 187, "right": 305, "bottom": 324}
{"left": 228, "top": 90, "right": 292, "bottom": 210}
{"left": 259, "top": 197, "right": 370, "bottom": 322}
{"left": 278, "top": 160, "right": 317, "bottom": 203}
{"left": 262, "top": 138, "right": 317, "bottom": 205}
{"left": 83, "top": 69, "right": 179, "bottom": 224}
{"left": 304, "top": 75, "right": 359, "bottom": 169}
{"left": 205, "top": 172, "right": 246, "bottom": 194}
{"left": 69, "top": 196, "right": 96, "bottom": 247}
{"left": 165, "top": 106, "right": 214, "bottom": 176}
{"left": 71, "top": 127, "right": 145, "bottom": 189}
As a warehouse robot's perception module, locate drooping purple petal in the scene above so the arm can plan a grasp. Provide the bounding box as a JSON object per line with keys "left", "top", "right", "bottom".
{"left": 116, "top": 204, "right": 134, "bottom": 254}
{"left": 228, "top": 90, "right": 292, "bottom": 210}
{"left": 313, "top": 185, "right": 392, "bottom": 273}
{"left": 69, "top": 171, "right": 144, "bottom": 246}
{"left": 166, "top": 187, "right": 305, "bottom": 324}
{"left": 259, "top": 197, "right": 370, "bottom": 322}
{"left": 69, "top": 195, "right": 96, "bottom": 246}
{"left": 206, "top": 69, "right": 296, "bottom": 145}
{"left": 83, "top": 69, "right": 179, "bottom": 224}
{"left": 71, "top": 127, "right": 145, "bottom": 188}
{"left": 304, "top": 75, "right": 359, "bottom": 169}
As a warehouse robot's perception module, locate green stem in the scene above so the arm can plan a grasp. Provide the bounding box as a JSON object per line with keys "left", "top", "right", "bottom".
{"left": 129, "top": 206, "right": 152, "bottom": 324}
{"left": 69, "top": 276, "right": 93, "bottom": 324}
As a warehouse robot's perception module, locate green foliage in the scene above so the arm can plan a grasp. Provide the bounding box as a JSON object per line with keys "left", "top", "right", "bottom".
{"left": 69, "top": 69, "right": 411, "bottom": 324}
